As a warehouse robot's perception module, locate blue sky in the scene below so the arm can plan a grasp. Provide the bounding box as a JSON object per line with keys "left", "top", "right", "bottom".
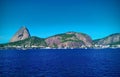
{"left": 0, "top": 0, "right": 120, "bottom": 43}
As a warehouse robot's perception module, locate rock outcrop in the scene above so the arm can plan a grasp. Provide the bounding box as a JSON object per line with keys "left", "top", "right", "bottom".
{"left": 45, "top": 32, "right": 92, "bottom": 48}
{"left": 10, "top": 26, "right": 31, "bottom": 42}
{"left": 93, "top": 33, "right": 120, "bottom": 45}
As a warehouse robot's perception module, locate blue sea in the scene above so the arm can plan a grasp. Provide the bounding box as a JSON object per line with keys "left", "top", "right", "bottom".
{"left": 0, "top": 49, "right": 120, "bottom": 77}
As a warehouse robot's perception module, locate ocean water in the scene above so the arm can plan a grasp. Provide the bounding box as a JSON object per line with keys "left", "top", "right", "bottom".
{"left": 0, "top": 49, "right": 120, "bottom": 77}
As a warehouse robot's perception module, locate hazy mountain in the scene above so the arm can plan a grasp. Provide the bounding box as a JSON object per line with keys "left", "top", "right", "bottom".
{"left": 93, "top": 33, "right": 120, "bottom": 45}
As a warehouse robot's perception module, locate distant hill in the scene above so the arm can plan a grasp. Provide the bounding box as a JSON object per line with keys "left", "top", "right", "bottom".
{"left": 93, "top": 33, "right": 120, "bottom": 45}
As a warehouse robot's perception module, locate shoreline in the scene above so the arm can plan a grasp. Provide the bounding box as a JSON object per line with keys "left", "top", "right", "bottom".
{"left": 0, "top": 47, "right": 120, "bottom": 50}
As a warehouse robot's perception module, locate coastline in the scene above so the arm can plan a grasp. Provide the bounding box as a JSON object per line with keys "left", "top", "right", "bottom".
{"left": 0, "top": 47, "right": 120, "bottom": 50}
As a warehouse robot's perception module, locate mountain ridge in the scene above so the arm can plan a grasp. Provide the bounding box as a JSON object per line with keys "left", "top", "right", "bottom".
{"left": 0, "top": 27, "right": 120, "bottom": 49}
{"left": 93, "top": 33, "right": 120, "bottom": 45}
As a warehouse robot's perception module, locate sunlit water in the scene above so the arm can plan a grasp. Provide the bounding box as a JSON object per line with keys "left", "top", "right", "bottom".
{"left": 0, "top": 49, "right": 120, "bottom": 77}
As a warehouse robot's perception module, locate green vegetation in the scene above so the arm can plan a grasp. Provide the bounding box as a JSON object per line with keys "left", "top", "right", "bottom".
{"left": 57, "top": 33, "right": 84, "bottom": 43}
{"left": 28, "top": 36, "right": 47, "bottom": 46}
{"left": 51, "top": 33, "right": 75, "bottom": 38}
{"left": 61, "top": 34, "right": 76, "bottom": 41}
{"left": 53, "top": 43, "right": 58, "bottom": 48}
{"left": 92, "top": 39, "right": 101, "bottom": 44}
{"left": 52, "top": 33, "right": 85, "bottom": 44}
{"left": 1, "top": 36, "right": 47, "bottom": 47}
{"left": 0, "top": 44, "right": 4, "bottom": 47}
{"left": 61, "top": 39, "right": 84, "bottom": 43}
{"left": 110, "top": 41, "right": 120, "bottom": 45}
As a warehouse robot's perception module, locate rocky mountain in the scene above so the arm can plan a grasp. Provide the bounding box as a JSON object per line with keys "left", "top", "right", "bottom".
{"left": 10, "top": 26, "right": 31, "bottom": 42}
{"left": 0, "top": 31, "right": 93, "bottom": 48}
{"left": 93, "top": 33, "right": 120, "bottom": 45}
{"left": 45, "top": 32, "right": 92, "bottom": 48}
{"left": 0, "top": 26, "right": 120, "bottom": 49}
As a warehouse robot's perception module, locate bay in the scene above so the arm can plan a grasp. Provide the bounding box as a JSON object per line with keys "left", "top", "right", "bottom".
{"left": 0, "top": 49, "right": 120, "bottom": 77}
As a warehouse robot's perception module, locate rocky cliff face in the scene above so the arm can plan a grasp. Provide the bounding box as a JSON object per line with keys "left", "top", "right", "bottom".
{"left": 45, "top": 32, "right": 92, "bottom": 48}
{"left": 10, "top": 26, "right": 31, "bottom": 42}
{"left": 93, "top": 33, "right": 120, "bottom": 45}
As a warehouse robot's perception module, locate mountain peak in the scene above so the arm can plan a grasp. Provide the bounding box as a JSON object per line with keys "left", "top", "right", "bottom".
{"left": 10, "top": 26, "right": 31, "bottom": 42}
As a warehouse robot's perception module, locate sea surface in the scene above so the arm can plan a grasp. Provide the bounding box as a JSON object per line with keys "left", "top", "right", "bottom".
{"left": 0, "top": 49, "right": 120, "bottom": 77}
